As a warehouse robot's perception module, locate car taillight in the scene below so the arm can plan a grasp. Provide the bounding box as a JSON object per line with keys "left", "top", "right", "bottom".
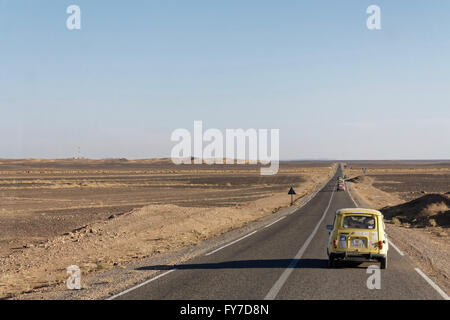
{"left": 334, "top": 240, "right": 337, "bottom": 248}
{"left": 379, "top": 241, "right": 383, "bottom": 249}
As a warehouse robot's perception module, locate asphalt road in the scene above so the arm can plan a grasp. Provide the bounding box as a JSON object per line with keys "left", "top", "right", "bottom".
{"left": 112, "top": 168, "right": 446, "bottom": 300}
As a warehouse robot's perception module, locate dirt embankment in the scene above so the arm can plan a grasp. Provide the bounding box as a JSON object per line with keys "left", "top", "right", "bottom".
{"left": 381, "top": 194, "right": 450, "bottom": 228}
{"left": 345, "top": 172, "right": 449, "bottom": 295}
{"left": 0, "top": 162, "right": 335, "bottom": 299}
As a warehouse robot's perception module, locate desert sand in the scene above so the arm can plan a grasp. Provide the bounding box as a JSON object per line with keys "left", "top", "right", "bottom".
{"left": 0, "top": 159, "right": 335, "bottom": 298}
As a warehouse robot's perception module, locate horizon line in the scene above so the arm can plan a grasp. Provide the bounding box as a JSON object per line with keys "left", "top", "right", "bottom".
{"left": 1, "top": 157, "right": 449, "bottom": 162}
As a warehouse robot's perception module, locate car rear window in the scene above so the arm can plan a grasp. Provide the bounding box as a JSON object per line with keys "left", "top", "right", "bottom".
{"left": 342, "top": 215, "right": 376, "bottom": 229}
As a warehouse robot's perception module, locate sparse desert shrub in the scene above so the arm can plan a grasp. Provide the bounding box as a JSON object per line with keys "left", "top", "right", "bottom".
{"left": 421, "top": 202, "right": 450, "bottom": 217}
{"left": 96, "top": 262, "right": 107, "bottom": 270}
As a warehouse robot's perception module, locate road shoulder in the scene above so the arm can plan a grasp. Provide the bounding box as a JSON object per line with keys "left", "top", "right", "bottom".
{"left": 347, "top": 181, "right": 450, "bottom": 298}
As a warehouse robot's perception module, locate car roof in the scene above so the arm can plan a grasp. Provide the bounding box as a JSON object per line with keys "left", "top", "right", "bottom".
{"left": 336, "top": 208, "right": 382, "bottom": 216}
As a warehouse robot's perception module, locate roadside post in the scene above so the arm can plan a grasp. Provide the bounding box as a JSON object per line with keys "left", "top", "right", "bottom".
{"left": 288, "top": 187, "right": 296, "bottom": 206}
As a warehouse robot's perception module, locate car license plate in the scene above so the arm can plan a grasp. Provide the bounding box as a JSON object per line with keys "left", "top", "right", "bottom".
{"left": 339, "top": 235, "right": 347, "bottom": 248}
{"left": 351, "top": 239, "right": 364, "bottom": 248}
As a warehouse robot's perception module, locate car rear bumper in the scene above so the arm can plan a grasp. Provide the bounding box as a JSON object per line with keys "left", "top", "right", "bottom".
{"left": 331, "top": 252, "right": 386, "bottom": 262}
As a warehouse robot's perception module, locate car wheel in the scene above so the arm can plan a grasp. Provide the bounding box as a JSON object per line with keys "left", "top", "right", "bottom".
{"left": 380, "top": 256, "right": 387, "bottom": 269}
{"left": 328, "top": 256, "right": 335, "bottom": 268}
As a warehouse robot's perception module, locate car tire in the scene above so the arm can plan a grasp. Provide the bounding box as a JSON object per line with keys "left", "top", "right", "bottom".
{"left": 328, "top": 256, "right": 336, "bottom": 268}
{"left": 380, "top": 256, "right": 387, "bottom": 269}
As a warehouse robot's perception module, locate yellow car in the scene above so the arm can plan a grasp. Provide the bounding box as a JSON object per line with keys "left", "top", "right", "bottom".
{"left": 326, "top": 208, "right": 389, "bottom": 269}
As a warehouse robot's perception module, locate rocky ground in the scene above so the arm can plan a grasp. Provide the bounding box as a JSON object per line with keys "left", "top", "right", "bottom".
{"left": 0, "top": 159, "right": 335, "bottom": 299}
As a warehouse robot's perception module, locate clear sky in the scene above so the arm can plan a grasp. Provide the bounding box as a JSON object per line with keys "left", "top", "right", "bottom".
{"left": 1, "top": 0, "right": 449, "bottom": 160}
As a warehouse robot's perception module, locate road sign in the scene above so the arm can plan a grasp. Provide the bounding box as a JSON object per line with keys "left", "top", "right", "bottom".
{"left": 288, "top": 187, "right": 296, "bottom": 206}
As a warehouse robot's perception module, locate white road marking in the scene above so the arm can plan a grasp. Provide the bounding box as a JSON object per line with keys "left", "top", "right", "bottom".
{"left": 107, "top": 173, "right": 338, "bottom": 300}
{"left": 287, "top": 172, "right": 336, "bottom": 215}
{"left": 263, "top": 216, "right": 286, "bottom": 229}
{"left": 264, "top": 185, "right": 336, "bottom": 300}
{"left": 106, "top": 269, "right": 176, "bottom": 300}
{"left": 206, "top": 175, "right": 336, "bottom": 256}
{"left": 414, "top": 268, "right": 450, "bottom": 300}
{"left": 346, "top": 179, "right": 450, "bottom": 300}
{"left": 205, "top": 230, "right": 258, "bottom": 256}
{"left": 388, "top": 240, "right": 404, "bottom": 256}
{"left": 348, "top": 188, "right": 358, "bottom": 207}
{"left": 347, "top": 184, "right": 405, "bottom": 256}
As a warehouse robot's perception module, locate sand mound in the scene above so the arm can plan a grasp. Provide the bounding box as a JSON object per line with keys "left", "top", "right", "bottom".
{"left": 381, "top": 194, "right": 450, "bottom": 227}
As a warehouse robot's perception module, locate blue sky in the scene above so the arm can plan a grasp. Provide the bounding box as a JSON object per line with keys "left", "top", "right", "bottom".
{"left": 1, "top": 0, "right": 449, "bottom": 159}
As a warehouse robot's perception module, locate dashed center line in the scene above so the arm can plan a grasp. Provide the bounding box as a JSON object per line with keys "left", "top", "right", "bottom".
{"left": 264, "top": 185, "right": 336, "bottom": 300}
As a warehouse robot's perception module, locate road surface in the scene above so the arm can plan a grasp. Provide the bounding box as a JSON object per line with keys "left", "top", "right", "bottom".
{"left": 111, "top": 168, "right": 447, "bottom": 300}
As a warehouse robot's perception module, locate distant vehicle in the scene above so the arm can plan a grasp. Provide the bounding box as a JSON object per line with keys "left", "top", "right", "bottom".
{"left": 326, "top": 208, "right": 389, "bottom": 269}
{"left": 337, "top": 183, "right": 346, "bottom": 191}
